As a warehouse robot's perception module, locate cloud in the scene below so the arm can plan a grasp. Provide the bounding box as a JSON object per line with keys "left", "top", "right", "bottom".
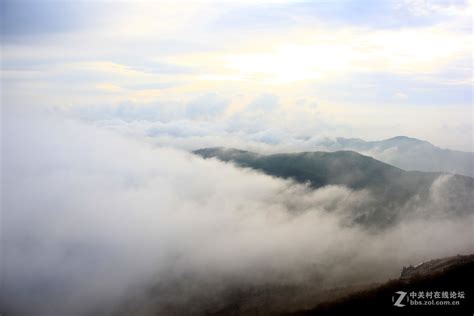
{"left": 184, "top": 93, "right": 230, "bottom": 119}
{"left": 200, "top": 25, "right": 470, "bottom": 84}
{"left": 59, "top": 94, "right": 473, "bottom": 153}
{"left": 2, "top": 111, "right": 473, "bottom": 315}
{"left": 247, "top": 93, "right": 280, "bottom": 112}
{"left": 1, "top": 0, "right": 471, "bottom": 154}
{"left": 3, "top": 1, "right": 470, "bottom": 93}
{"left": 395, "top": 0, "right": 473, "bottom": 17}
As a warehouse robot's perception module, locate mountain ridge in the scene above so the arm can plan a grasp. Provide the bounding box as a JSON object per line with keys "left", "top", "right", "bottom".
{"left": 193, "top": 147, "right": 474, "bottom": 228}
{"left": 314, "top": 136, "right": 473, "bottom": 176}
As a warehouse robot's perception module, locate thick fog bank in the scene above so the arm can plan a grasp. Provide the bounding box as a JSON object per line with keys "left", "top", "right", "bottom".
{"left": 1, "top": 113, "right": 473, "bottom": 315}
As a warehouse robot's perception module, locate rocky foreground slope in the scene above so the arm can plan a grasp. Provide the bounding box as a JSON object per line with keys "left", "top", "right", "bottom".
{"left": 287, "top": 254, "right": 474, "bottom": 316}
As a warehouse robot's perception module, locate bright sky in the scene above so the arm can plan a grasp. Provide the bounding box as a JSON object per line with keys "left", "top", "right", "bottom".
{"left": 1, "top": 0, "right": 473, "bottom": 150}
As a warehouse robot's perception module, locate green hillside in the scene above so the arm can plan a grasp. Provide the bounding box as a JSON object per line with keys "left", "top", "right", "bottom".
{"left": 194, "top": 147, "right": 474, "bottom": 228}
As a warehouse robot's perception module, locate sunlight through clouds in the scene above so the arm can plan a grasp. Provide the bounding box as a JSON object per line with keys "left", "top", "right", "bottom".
{"left": 1, "top": 0, "right": 472, "bottom": 149}
{"left": 193, "top": 26, "right": 470, "bottom": 84}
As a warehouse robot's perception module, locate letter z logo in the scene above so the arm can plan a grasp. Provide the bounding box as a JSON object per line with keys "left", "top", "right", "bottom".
{"left": 393, "top": 291, "right": 407, "bottom": 307}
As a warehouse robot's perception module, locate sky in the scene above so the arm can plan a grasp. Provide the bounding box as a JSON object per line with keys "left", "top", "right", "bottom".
{"left": 1, "top": 0, "right": 473, "bottom": 150}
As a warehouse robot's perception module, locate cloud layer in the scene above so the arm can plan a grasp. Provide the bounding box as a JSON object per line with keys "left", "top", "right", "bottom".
{"left": 2, "top": 0, "right": 472, "bottom": 151}
{"left": 2, "top": 112, "right": 473, "bottom": 315}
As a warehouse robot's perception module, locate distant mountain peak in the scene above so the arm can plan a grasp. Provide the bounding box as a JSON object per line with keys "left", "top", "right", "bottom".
{"left": 384, "top": 135, "right": 427, "bottom": 143}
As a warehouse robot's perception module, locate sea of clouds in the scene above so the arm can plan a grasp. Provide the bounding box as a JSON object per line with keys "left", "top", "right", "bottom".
{"left": 1, "top": 109, "right": 473, "bottom": 315}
